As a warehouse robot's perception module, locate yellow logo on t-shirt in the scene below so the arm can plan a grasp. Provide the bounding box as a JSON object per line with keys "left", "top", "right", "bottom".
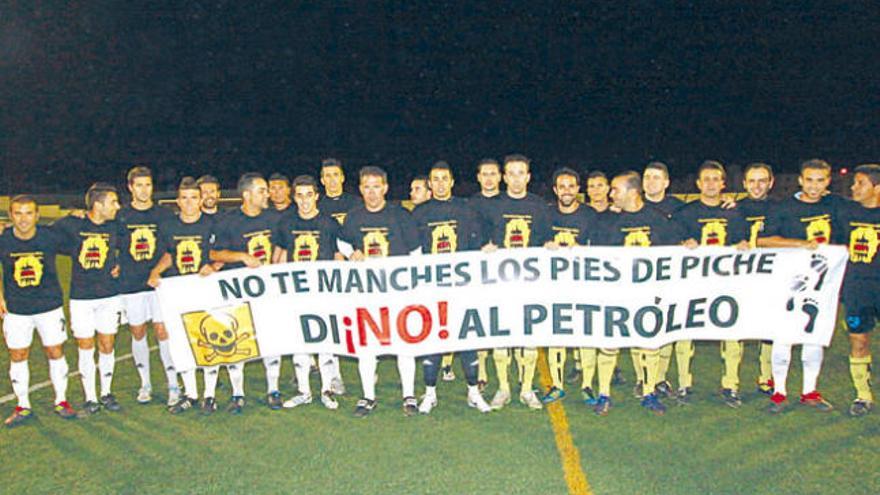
{"left": 363, "top": 230, "right": 389, "bottom": 258}
{"left": 78, "top": 235, "right": 109, "bottom": 270}
{"left": 805, "top": 217, "right": 831, "bottom": 244}
{"left": 553, "top": 228, "right": 579, "bottom": 247}
{"left": 624, "top": 228, "right": 652, "bottom": 247}
{"left": 431, "top": 224, "right": 458, "bottom": 254}
{"left": 247, "top": 234, "right": 272, "bottom": 265}
{"left": 129, "top": 226, "right": 157, "bottom": 261}
{"left": 504, "top": 217, "right": 531, "bottom": 248}
{"left": 293, "top": 233, "right": 320, "bottom": 262}
{"left": 700, "top": 219, "right": 728, "bottom": 246}
{"left": 13, "top": 253, "right": 43, "bottom": 287}
{"left": 175, "top": 239, "right": 202, "bottom": 274}
{"left": 748, "top": 218, "right": 764, "bottom": 248}
{"left": 849, "top": 224, "right": 879, "bottom": 264}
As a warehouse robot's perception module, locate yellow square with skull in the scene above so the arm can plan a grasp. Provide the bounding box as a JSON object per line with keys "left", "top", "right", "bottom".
{"left": 182, "top": 303, "right": 260, "bottom": 366}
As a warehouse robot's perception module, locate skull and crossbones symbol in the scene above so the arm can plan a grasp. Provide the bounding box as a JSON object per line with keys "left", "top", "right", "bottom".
{"left": 197, "top": 313, "right": 253, "bottom": 362}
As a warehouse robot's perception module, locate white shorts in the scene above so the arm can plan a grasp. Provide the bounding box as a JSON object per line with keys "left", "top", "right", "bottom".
{"left": 70, "top": 297, "right": 122, "bottom": 339}
{"left": 121, "top": 291, "right": 163, "bottom": 325}
{"left": 3, "top": 307, "right": 67, "bottom": 349}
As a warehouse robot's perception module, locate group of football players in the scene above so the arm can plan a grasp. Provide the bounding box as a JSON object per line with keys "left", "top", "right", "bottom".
{"left": 0, "top": 155, "right": 877, "bottom": 427}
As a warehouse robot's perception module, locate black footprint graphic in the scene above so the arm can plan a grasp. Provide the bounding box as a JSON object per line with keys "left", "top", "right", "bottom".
{"left": 810, "top": 254, "right": 829, "bottom": 291}
{"left": 801, "top": 298, "right": 819, "bottom": 333}
{"left": 787, "top": 275, "right": 809, "bottom": 310}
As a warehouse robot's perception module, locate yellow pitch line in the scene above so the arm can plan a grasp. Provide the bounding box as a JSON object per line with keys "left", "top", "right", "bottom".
{"left": 537, "top": 349, "right": 593, "bottom": 495}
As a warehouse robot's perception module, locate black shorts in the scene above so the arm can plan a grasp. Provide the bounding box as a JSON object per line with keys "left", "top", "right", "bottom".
{"left": 842, "top": 279, "right": 880, "bottom": 334}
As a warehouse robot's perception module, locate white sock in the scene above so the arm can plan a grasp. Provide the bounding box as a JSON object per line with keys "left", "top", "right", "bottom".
{"left": 397, "top": 355, "right": 416, "bottom": 398}
{"left": 332, "top": 356, "right": 342, "bottom": 380}
{"left": 48, "top": 357, "right": 69, "bottom": 404}
{"left": 358, "top": 355, "right": 377, "bottom": 400}
{"left": 424, "top": 385, "right": 437, "bottom": 398}
{"left": 180, "top": 369, "right": 198, "bottom": 400}
{"left": 98, "top": 351, "right": 115, "bottom": 396}
{"left": 228, "top": 364, "right": 245, "bottom": 397}
{"left": 158, "top": 340, "right": 178, "bottom": 390}
{"left": 771, "top": 343, "right": 792, "bottom": 397}
{"left": 203, "top": 366, "right": 220, "bottom": 399}
{"left": 78, "top": 348, "right": 97, "bottom": 402}
{"left": 263, "top": 357, "right": 281, "bottom": 394}
{"left": 318, "top": 353, "right": 335, "bottom": 393}
{"left": 293, "top": 354, "right": 312, "bottom": 396}
{"left": 131, "top": 336, "right": 151, "bottom": 388}
{"left": 801, "top": 344, "right": 824, "bottom": 394}
{"left": 9, "top": 361, "right": 30, "bottom": 409}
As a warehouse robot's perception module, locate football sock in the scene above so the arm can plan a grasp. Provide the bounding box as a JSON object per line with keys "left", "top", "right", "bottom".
{"left": 358, "top": 355, "right": 378, "bottom": 400}
{"left": 630, "top": 349, "right": 643, "bottom": 383}
{"left": 518, "top": 348, "right": 538, "bottom": 393}
{"left": 579, "top": 347, "right": 597, "bottom": 390}
{"left": 263, "top": 356, "right": 281, "bottom": 393}
{"left": 771, "top": 343, "right": 792, "bottom": 397}
{"left": 158, "top": 340, "right": 178, "bottom": 390}
{"left": 293, "top": 354, "right": 312, "bottom": 396}
{"left": 421, "top": 354, "right": 441, "bottom": 387}
{"left": 477, "top": 350, "right": 489, "bottom": 383}
{"left": 548, "top": 347, "right": 565, "bottom": 389}
{"left": 203, "top": 366, "right": 220, "bottom": 399}
{"left": 657, "top": 343, "right": 673, "bottom": 382}
{"left": 131, "top": 336, "right": 151, "bottom": 388}
{"left": 228, "top": 364, "right": 245, "bottom": 397}
{"left": 10, "top": 360, "right": 30, "bottom": 409}
{"left": 318, "top": 353, "right": 335, "bottom": 393}
{"left": 573, "top": 348, "right": 582, "bottom": 370}
{"left": 849, "top": 355, "right": 873, "bottom": 402}
{"left": 78, "top": 348, "right": 97, "bottom": 402}
{"left": 802, "top": 344, "right": 824, "bottom": 394}
{"left": 180, "top": 370, "right": 198, "bottom": 400}
{"left": 675, "top": 340, "right": 694, "bottom": 389}
{"left": 493, "top": 348, "right": 511, "bottom": 393}
{"left": 397, "top": 355, "right": 416, "bottom": 398}
{"left": 596, "top": 349, "right": 618, "bottom": 396}
{"left": 642, "top": 348, "right": 660, "bottom": 396}
{"left": 758, "top": 341, "right": 773, "bottom": 384}
{"left": 460, "top": 350, "right": 479, "bottom": 386}
{"left": 720, "top": 340, "right": 743, "bottom": 391}
{"left": 98, "top": 351, "right": 115, "bottom": 397}
{"left": 48, "top": 357, "right": 69, "bottom": 404}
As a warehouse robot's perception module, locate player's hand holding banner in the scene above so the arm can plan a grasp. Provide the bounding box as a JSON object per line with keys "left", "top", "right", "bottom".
{"left": 157, "top": 246, "right": 847, "bottom": 372}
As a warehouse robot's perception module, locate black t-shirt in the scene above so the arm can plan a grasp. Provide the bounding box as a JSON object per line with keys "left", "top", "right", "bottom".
{"left": 645, "top": 195, "right": 686, "bottom": 219}
{"left": 737, "top": 197, "right": 776, "bottom": 247}
{"left": 338, "top": 203, "right": 419, "bottom": 257}
{"left": 276, "top": 212, "right": 340, "bottom": 262}
{"left": 547, "top": 204, "right": 598, "bottom": 246}
{"left": 52, "top": 215, "right": 119, "bottom": 300}
{"left": 483, "top": 193, "right": 552, "bottom": 248}
{"left": 675, "top": 200, "right": 749, "bottom": 246}
{"left": 834, "top": 200, "right": 880, "bottom": 282}
{"left": 117, "top": 204, "right": 175, "bottom": 294}
{"left": 159, "top": 214, "right": 216, "bottom": 277}
{"left": 212, "top": 209, "right": 279, "bottom": 270}
{"left": 466, "top": 192, "right": 501, "bottom": 247}
{"left": 597, "top": 206, "right": 681, "bottom": 246}
{"left": 411, "top": 197, "right": 480, "bottom": 253}
{"left": 318, "top": 193, "right": 358, "bottom": 225}
{"left": 0, "top": 228, "right": 64, "bottom": 315}
{"left": 762, "top": 194, "right": 847, "bottom": 244}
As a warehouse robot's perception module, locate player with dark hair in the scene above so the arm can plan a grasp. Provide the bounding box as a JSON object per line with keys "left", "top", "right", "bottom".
{"left": 210, "top": 172, "right": 285, "bottom": 413}
{"left": 411, "top": 162, "right": 491, "bottom": 414}
{"left": 586, "top": 171, "right": 611, "bottom": 213}
{"left": 53, "top": 182, "right": 122, "bottom": 415}
{"left": 268, "top": 173, "right": 292, "bottom": 212}
{"left": 274, "top": 175, "right": 345, "bottom": 411}
{"left": 196, "top": 175, "right": 221, "bottom": 215}
{"left": 408, "top": 175, "right": 432, "bottom": 209}
{"left": 318, "top": 158, "right": 357, "bottom": 225}
{"left": 481, "top": 154, "right": 551, "bottom": 411}
{"left": 675, "top": 161, "right": 750, "bottom": 407}
{"left": 835, "top": 163, "right": 880, "bottom": 416}
{"left": 0, "top": 196, "right": 77, "bottom": 426}
{"left": 758, "top": 159, "right": 845, "bottom": 413}
{"left": 116, "top": 166, "right": 178, "bottom": 407}
{"left": 337, "top": 166, "right": 421, "bottom": 417}
{"left": 147, "top": 177, "right": 221, "bottom": 413}
{"left": 643, "top": 161, "right": 686, "bottom": 218}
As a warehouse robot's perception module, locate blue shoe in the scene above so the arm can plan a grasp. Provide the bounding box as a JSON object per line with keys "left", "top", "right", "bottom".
{"left": 640, "top": 393, "right": 666, "bottom": 416}
{"left": 541, "top": 387, "right": 566, "bottom": 404}
{"left": 582, "top": 387, "right": 598, "bottom": 406}
{"left": 594, "top": 395, "right": 611, "bottom": 416}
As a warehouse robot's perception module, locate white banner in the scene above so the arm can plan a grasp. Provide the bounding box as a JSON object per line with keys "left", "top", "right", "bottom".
{"left": 157, "top": 246, "right": 848, "bottom": 372}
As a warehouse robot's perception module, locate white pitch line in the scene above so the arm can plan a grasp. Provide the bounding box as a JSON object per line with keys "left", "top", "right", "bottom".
{"left": 0, "top": 346, "right": 158, "bottom": 405}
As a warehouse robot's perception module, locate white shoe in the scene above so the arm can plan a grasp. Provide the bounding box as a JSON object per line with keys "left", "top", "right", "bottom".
{"left": 320, "top": 391, "right": 338, "bottom": 410}
{"left": 330, "top": 376, "right": 346, "bottom": 396}
{"left": 166, "top": 386, "right": 181, "bottom": 407}
{"left": 490, "top": 389, "right": 511, "bottom": 410}
{"left": 467, "top": 390, "right": 492, "bottom": 413}
{"left": 137, "top": 385, "right": 152, "bottom": 404}
{"left": 519, "top": 390, "right": 543, "bottom": 410}
{"left": 418, "top": 393, "right": 438, "bottom": 415}
{"left": 283, "top": 393, "right": 313, "bottom": 409}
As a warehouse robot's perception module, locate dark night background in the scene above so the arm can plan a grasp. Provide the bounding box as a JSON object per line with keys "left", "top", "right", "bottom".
{"left": 1, "top": 2, "right": 878, "bottom": 199}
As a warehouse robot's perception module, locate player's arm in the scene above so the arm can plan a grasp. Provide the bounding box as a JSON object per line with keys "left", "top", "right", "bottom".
{"left": 147, "top": 252, "right": 173, "bottom": 288}
{"left": 756, "top": 236, "right": 817, "bottom": 249}
{"left": 210, "top": 248, "right": 262, "bottom": 268}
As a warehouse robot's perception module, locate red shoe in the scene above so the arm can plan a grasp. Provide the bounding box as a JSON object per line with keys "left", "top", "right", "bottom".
{"left": 767, "top": 392, "right": 787, "bottom": 414}
{"left": 53, "top": 401, "right": 77, "bottom": 420}
{"left": 800, "top": 391, "right": 833, "bottom": 412}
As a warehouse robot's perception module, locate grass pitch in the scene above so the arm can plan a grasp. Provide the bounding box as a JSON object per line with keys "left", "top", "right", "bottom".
{"left": 0, "top": 257, "right": 878, "bottom": 494}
